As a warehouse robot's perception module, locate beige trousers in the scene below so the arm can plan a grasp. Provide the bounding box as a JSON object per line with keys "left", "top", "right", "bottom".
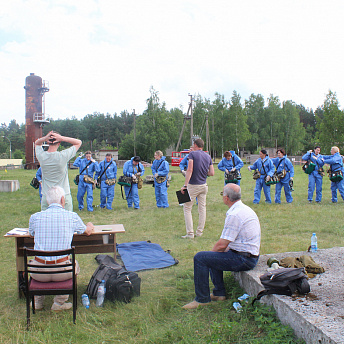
{"left": 30, "top": 259, "right": 80, "bottom": 307}
{"left": 183, "top": 183, "right": 208, "bottom": 236}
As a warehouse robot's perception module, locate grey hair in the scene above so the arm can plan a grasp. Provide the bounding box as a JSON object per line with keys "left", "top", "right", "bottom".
{"left": 223, "top": 184, "right": 241, "bottom": 202}
{"left": 46, "top": 186, "right": 65, "bottom": 205}
{"left": 155, "top": 150, "right": 163, "bottom": 157}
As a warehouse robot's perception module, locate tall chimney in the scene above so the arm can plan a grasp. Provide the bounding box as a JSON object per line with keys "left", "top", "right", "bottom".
{"left": 24, "top": 73, "right": 49, "bottom": 169}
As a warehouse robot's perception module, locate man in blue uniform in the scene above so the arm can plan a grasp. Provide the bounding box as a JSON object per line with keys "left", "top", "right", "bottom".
{"left": 73, "top": 151, "right": 99, "bottom": 212}
{"left": 180, "top": 147, "right": 193, "bottom": 177}
{"left": 302, "top": 146, "right": 324, "bottom": 203}
{"left": 272, "top": 149, "right": 294, "bottom": 204}
{"left": 218, "top": 151, "right": 244, "bottom": 185}
{"left": 319, "top": 146, "right": 344, "bottom": 203}
{"left": 248, "top": 149, "right": 275, "bottom": 204}
{"left": 95, "top": 153, "right": 117, "bottom": 210}
{"left": 123, "top": 156, "right": 145, "bottom": 209}
{"left": 36, "top": 167, "right": 42, "bottom": 203}
{"left": 151, "top": 150, "right": 169, "bottom": 208}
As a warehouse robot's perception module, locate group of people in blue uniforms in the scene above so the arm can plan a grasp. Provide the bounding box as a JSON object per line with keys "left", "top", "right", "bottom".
{"left": 247, "top": 148, "right": 294, "bottom": 204}
{"left": 35, "top": 149, "right": 171, "bottom": 211}
{"left": 35, "top": 144, "right": 344, "bottom": 210}
{"left": 302, "top": 145, "right": 344, "bottom": 203}
{"left": 215, "top": 145, "right": 344, "bottom": 205}
{"left": 246, "top": 145, "right": 344, "bottom": 204}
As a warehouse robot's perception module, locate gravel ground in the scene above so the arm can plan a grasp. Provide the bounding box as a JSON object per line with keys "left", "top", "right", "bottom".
{"left": 235, "top": 247, "right": 344, "bottom": 344}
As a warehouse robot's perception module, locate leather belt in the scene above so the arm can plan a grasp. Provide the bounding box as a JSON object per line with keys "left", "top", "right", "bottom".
{"left": 35, "top": 256, "right": 69, "bottom": 265}
{"left": 230, "top": 249, "right": 259, "bottom": 259}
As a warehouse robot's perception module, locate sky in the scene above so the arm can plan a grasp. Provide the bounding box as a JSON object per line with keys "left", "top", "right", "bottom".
{"left": 1, "top": 0, "right": 344, "bottom": 126}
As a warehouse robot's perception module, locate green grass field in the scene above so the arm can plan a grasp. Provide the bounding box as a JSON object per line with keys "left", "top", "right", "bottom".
{"left": 1, "top": 165, "right": 342, "bottom": 343}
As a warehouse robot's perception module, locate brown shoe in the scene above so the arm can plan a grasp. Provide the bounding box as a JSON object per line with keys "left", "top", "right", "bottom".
{"left": 182, "top": 300, "right": 211, "bottom": 309}
{"left": 210, "top": 293, "right": 226, "bottom": 301}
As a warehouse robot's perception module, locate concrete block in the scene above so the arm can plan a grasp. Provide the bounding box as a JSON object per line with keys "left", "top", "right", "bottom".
{"left": 234, "top": 247, "right": 344, "bottom": 344}
{"left": 0, "top": 180, "right": 20, "bottom": 192}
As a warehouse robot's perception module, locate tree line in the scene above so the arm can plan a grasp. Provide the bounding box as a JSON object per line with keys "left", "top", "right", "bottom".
{"left": 1, "top": 88, "right": 343, "bottom": 162}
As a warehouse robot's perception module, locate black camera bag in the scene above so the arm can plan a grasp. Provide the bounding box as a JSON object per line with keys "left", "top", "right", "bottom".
{"left": 30, "top": 177, "right": 40, "bottom": 189}
{"left": 106, "top": 269, "right": 141, "bottom": 303}
{"left": 252, "top": 267, "right": 310, "bottom": 305}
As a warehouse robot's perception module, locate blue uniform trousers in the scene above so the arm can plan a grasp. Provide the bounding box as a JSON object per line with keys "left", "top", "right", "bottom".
{"left": 253, "top": 178, "right": 271, "bottom": 204}
{"left": 308, "top": 173, "right": 322, "bottom": 202}
{"left": 193, "top": 250, "right": 258, "bottom": 303}
{"left": 331, "top": 179, "right": 344, "bottom": 202}
{"left": 154, "top": 180, "right": 169, "bottom": 208}
{"left": 77, "top": 178, "right": 94, "bottom": 212}
{"left": 100, "top": 180, "right": 115, "bottom": 209}
{"left": 124, "top": 183, "right": 140, "bottom": 209}
{"left": 39, "top": 185, "right": 42, "bottom": 203}
{"left": 275, "top": 179, "right": 293, "bottom": 203}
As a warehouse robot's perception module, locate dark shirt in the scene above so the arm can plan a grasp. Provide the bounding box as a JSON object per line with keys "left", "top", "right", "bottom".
{"left": 188, "top": 150, "right": 212, "bottom": 185}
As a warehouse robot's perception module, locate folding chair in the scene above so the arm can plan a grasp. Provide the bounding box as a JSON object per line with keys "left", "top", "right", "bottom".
{"left": 23, "top": 247, "right": 77, "bottom": 329}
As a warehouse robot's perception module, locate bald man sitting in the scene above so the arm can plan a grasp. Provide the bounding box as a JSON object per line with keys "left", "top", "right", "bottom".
{"left": 182, "top": 183, "right": 261, "bottom": 309}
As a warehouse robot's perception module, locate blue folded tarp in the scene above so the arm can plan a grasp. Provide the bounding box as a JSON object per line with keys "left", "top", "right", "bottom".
{"left": 117, "top": 241, "right": 178, "bottom": 272}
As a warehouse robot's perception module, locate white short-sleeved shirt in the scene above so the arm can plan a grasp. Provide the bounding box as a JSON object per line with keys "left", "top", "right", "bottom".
{"left": 35, "top": 145, "right": 76, "bottom": 196}
{"left": 220, "top": 200, "right": 261, "bottom": 256}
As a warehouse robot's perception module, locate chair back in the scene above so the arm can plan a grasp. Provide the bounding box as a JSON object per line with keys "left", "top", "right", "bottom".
{"left": 23, "top": 246, "right": 77, "bottom": 329}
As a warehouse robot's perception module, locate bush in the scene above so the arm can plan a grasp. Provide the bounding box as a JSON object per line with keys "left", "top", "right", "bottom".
{"left": 13, "top": 149, "right": 24, "bottom": 159}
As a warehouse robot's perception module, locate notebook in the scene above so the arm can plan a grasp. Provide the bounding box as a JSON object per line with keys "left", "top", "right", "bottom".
{"left": 176, "top": 189, "right": 191, "bottom": 204}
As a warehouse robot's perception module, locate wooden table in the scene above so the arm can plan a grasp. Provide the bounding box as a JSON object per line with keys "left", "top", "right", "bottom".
{"left": 5, "top": 224, "right": 125, "bottom": 297}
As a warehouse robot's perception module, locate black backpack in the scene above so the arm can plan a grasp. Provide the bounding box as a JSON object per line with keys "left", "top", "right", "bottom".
{"left": 252, "top": 268, "right": 310, "bottom": 305}
{"left": 86, "top": 255, "right": 141, "bottom": 303}
{"left": 86, "top": 259, "right": 122, "bottom": 299}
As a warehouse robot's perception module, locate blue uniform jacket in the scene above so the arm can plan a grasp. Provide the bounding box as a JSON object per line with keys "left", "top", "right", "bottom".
{"left": 151, "top": 156, "right": 169, "bottom": 177}
{"left": 73, "top": 157, "right": 99, "bottom": 177}
{"left": 272, "top": 157, "right": 294, "bottom": 179}
{"left": 179, "top": 154, "right": 189, "bottom": 171}
{"left": 249, "top": 157, "right": 274, "bottom": 179}
{"left": 95, "top": 159, "right": 117, "bottom": 181}
{"left": 302, "top": 152, "right": 324, "bottom": 171}
{"left": 218, "top": 151, "right": 244, "bottom": 172}
{"left": 322, "top": 152, "right": 344, "bottom": 172}
{"left": 36, "top": 167, "right": 42, "bottom": 182}
{"left": 123, "top": 157, "right": 145, "bottom": 177}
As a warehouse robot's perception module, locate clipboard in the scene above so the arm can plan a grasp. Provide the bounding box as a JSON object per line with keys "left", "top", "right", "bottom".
{"left": 176, "top": 190, "right": 191, "bottom": 204}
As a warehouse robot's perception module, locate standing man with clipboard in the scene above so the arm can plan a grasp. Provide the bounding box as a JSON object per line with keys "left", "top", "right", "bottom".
{"left": 180, "top": 139, "right": 214, "bottom": 239}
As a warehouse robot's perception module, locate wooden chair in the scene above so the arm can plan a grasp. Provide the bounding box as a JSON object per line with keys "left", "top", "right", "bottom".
{"left": 23, "top": 247, "right": 77, "bottom": 329}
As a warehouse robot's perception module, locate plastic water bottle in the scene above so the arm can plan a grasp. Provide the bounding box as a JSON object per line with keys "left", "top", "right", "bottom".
{"left": 96, "top": 280, "right": 106, "bottom": 307}
{"left": 311, "top": 233, "right": 318, "bottom": 253}
{"left": 233, "top": 302, "right": 242, "bottom": 313}
{"left": 81, "top": 294, "right": 90, "bottom": 309}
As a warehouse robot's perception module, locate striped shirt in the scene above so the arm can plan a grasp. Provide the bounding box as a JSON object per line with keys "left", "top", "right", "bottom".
{"left": 29, "top": 203, "right": 86, "bottom": 260}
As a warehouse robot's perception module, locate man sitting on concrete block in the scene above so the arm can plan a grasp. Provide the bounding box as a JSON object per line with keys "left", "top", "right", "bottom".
{"left": 182, "top": 183, "right": 261, "bottom": 309}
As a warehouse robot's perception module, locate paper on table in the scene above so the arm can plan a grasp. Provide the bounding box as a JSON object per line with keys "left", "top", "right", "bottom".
{"left": 6, "top": 228, "right": 29, "bottom": 235}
